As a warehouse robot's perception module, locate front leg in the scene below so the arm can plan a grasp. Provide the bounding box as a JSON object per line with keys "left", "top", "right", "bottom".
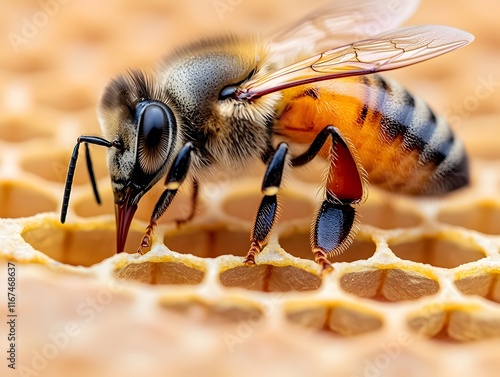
{"left": 292, "top": 125, "right": 364, "bottom": 271}
{"left": 245, "top": 143, "right": 289, "bottom": 265}
{"left": 138, "top": 142, "right": 194, "bottom": 254}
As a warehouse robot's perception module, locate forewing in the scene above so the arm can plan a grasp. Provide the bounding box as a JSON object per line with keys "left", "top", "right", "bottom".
{"left": 239, "top": 25, "right": 473, "bottom": 100}
{"left": 271, "top": 0, "right": 420, "bottom": 57}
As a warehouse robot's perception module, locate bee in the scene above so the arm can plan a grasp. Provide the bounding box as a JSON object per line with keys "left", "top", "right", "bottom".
{"left": 61, "top": 0, "right": 473, "bottom": 270}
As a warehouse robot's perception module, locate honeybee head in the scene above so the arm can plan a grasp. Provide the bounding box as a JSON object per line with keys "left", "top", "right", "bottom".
{"left": 97, "top": 70, "right": 181, "bottom": 252}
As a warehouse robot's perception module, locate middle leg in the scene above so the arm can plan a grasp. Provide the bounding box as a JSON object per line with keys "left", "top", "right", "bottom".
{"left": 244, "top": 143, "right": 289, "bottom": 265}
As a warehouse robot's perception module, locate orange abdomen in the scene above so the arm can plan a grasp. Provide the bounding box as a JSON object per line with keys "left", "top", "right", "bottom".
{"left": 273, "top": 74, "right": 468, "bottom": 196}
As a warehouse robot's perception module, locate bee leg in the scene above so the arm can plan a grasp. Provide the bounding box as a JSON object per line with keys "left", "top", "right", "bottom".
{"left": 312, "top": 194, "right": 357, "bottom": 272}
{"left": 245, "top": 143, "right": 289, "bottom": 266}
{"left": 291, "top": 126, "right": 363, "bottom": 271}
{"left": 138, "top": 142, "right": 194, "bottom": 254}
{"left": 175, "top": 178, "right": 199, "bottom": 227}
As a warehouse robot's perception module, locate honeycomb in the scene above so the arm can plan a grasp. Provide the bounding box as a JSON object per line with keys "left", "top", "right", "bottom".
{"left": 1, "top": 0, "right": 500, "bottom": 376}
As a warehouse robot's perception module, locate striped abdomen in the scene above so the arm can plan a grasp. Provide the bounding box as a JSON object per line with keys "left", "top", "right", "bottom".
{"left": 273, "top": 74, "right": 469, "bottom": 195}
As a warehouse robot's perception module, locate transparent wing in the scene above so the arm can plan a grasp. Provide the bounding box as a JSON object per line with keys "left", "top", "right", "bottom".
{"left": 271, "top": 0, "right": 420, "bottom": 57}
{"left": 239, "top": 25, "right": 473, "bottom": 100}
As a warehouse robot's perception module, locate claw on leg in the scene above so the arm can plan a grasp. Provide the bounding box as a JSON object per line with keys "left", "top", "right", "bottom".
{"left": 244, "top": 241, "right": 262, "bottom": 266}
{"left": 138, "top": 223, "right": 156, "bottom": 255}
{"left": 313, "top": 249, "right": 333, "bottom": 273}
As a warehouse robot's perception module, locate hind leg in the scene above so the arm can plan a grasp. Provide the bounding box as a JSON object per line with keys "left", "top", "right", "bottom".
{"left": 291, "top": 126, "right": 364, "bottom": 271}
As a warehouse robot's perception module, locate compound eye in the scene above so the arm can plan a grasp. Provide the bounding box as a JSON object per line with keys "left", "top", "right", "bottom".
{"left": 137, "top": 102, "right": 176, "bottom": 174}
{"left": 142, "top": 105, "right": 166, "bottom": 148}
